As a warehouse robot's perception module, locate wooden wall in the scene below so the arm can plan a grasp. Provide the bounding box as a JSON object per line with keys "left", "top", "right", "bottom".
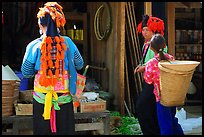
{"left": 87, "top": 2, "right": 125, "bottom": 112}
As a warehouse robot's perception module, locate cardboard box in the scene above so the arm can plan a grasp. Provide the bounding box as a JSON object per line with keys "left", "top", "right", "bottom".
{"left": 15, "top": 103, "right": 33, "bottom": 115}
{"left": 80, "top": 98, "right": 106, "bottom": 113}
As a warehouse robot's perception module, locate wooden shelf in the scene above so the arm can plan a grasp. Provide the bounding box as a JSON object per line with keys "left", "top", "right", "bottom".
{"left": 64, "top": 12, "right": 88, "bottom": 66}
{"left": 173, "top": 6, "right": 202, "bottom": 105}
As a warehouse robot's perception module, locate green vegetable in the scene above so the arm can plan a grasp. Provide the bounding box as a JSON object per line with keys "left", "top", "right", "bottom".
{"left": 110, "top": 111, "right": 142, "bottom": 135}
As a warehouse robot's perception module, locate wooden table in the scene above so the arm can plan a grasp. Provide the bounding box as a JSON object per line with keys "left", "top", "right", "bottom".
{"left": 2, "top": 115, "right": 33, "bottom": 135}
{"left": 2, "top": 111, "right": 110, "bottom": 135}
{"left": 75, "top": 110, "right": 110, "bottom": 135}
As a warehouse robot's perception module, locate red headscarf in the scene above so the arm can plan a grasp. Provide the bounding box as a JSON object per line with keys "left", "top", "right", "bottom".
{"left": 137, "top": 15, "right": 164, "bottom": 36}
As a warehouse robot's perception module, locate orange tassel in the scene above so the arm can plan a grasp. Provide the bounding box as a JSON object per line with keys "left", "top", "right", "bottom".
{"left": 47, "top": 44, "right": 52, "bottom": 51}
{"left": 41, "top": 44, "right": 46, "bottom": 53}
{"left": 62, "top": 78, "right": 65, "bottom": 85}
{"left": 44, "top": 78, "right": 49, "bottom": 87}
{"left": 40, "top": 56, "right": 46, "bottom": 62}
{"left": 48, "top": 69, "right": 53, "bottom": 77}
{"left": 52, "top": 78, "right": 57, "bottom": 85}
{"left": 60, "top": 18, "right": 66, "bottom": 27}
{"left": 47, "top": 54, "right": 51, "bottom": 60}
{"left": 59, "top": 37, "right": 64, "bottom": 43}
{"left": 77, "top": 80, "right": 80, "bottom": 85}
{"left": 62, "top": 70, "right": 64, "bottom": 76}
{"left": 55, "top": 60, "right": 59, "bottom": 69}
{"left": 61, "top": 43, "right": 66, "bottom": 50}
{"left": 48, "top": 60, "right": 53, "bottom": 68}
{"left": 56, "top": 43, "right": 62, "bottom": 51}
{"left": 81, "top": 81, "right": 85, "bottom": 86}
{"left": 56, "top": 51, "right": 61, "bottom": 60}
{"left": 39, "top": 76, "right": 43, "bottom": 86}
{"left": 56, "top": 20, "right": 60, "bottom": 28}
{"left": 61, "top": 51, "right": 64, "bottom": 59}
{"left": 46, "top": 37, "right": 53, "bottom": 44}
{"left": 55, "top": 36, "right": 60, "bottom": 43}
{"left": 55, "top": 69, "right": 59, "bottom": 77}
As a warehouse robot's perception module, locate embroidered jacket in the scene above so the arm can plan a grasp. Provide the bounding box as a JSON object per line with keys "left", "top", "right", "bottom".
{"left": 21, "top": 35, "right": 84, "bottom": 95}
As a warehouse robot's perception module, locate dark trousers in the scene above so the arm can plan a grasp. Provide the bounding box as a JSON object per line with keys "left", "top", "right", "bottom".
{"left": 33, "top": 99, "right": 75, "bottom": 135}
{"left": 156, "top": 102, "right": 184, "bottom": 135}
{"left": 135, "top": 82, "right": 160, "bottom": 135}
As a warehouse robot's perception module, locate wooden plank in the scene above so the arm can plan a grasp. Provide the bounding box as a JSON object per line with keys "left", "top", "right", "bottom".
{"left": 3, "top": 111, "right": 110, "bottom": 135}
{"left": 75, "top": 122, "right": 103, "bottom": 131}
{"left": 167, "top": 2, "right": 175, "bottom": 56}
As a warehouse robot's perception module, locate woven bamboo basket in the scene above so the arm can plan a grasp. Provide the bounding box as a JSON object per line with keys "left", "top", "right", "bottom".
{"left": 2, "top": 80, "right": 20, "bottom": 116}
{"left": 158, "top": 62, "right": 199, "bottom": 107}
{"left": 159, "top": 60, "right": 200, "bottom": 72}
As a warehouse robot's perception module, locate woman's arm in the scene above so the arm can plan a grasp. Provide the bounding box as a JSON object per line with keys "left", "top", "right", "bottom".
{"left": 21, "top": 39, "right": 40, "bottom": 78}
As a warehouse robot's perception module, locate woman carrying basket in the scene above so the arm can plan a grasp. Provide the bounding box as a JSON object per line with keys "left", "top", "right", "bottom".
{"left": 21, "top": 2, "right": 84, "bottom": 135}
{"left": 143, "top": 33, "right": 184, "bottom": 135}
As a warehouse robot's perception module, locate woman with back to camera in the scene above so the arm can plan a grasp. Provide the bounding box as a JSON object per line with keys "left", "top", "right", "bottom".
{"left": 21, "top": 2, "right": 84, "bottom": 135}
{"left": 134, "top": 15, "right": 167, "bottom": 135}
{"left": 144, "top": 33, "right": 184, "bottom": 135}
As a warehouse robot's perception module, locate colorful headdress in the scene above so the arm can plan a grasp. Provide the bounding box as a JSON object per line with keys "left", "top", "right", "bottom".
{"left": 37, "top": 2, "right": 66, "bottom": 29}
{"left": 37, "top": 2, "right": 67, "bottom": 87}
{"left": 137, "top": 15, "right": 164, "bottom": 36}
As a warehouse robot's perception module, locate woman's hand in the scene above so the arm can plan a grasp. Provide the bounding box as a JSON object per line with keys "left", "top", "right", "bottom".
{"left": 134, "top": 65, "right": 145, "bottom": 74}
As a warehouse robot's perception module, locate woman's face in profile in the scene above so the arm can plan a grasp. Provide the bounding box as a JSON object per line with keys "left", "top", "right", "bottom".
{"left": 142, "top": 27, "right": 154, "bottom": 41}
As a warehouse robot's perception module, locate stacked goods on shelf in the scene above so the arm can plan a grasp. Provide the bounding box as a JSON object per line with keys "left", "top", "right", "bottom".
{"left": 2, "top": 65, "right": 20, "bottom": 116}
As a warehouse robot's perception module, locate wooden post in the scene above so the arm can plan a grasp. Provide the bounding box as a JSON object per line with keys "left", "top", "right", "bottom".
{"left": 144, "top": 2, "right": 152, "bottom": 15}
{"left": 118, "top": 2, "right": 126, "bottom": 115}
{"left": 167, "top": 3, "right": 175, "bottom": 56}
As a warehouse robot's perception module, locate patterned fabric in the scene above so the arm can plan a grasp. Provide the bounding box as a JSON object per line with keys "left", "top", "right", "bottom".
{"left": 143, "top": 53, "right": 175, "bottom": 102}
{"left": 34, "top": 71, "right": 69, "bottom": 91}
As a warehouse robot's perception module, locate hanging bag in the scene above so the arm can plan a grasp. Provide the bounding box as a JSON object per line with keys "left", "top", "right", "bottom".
{"left": 64, "top": 37, "right": 88, "bottom": 98}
